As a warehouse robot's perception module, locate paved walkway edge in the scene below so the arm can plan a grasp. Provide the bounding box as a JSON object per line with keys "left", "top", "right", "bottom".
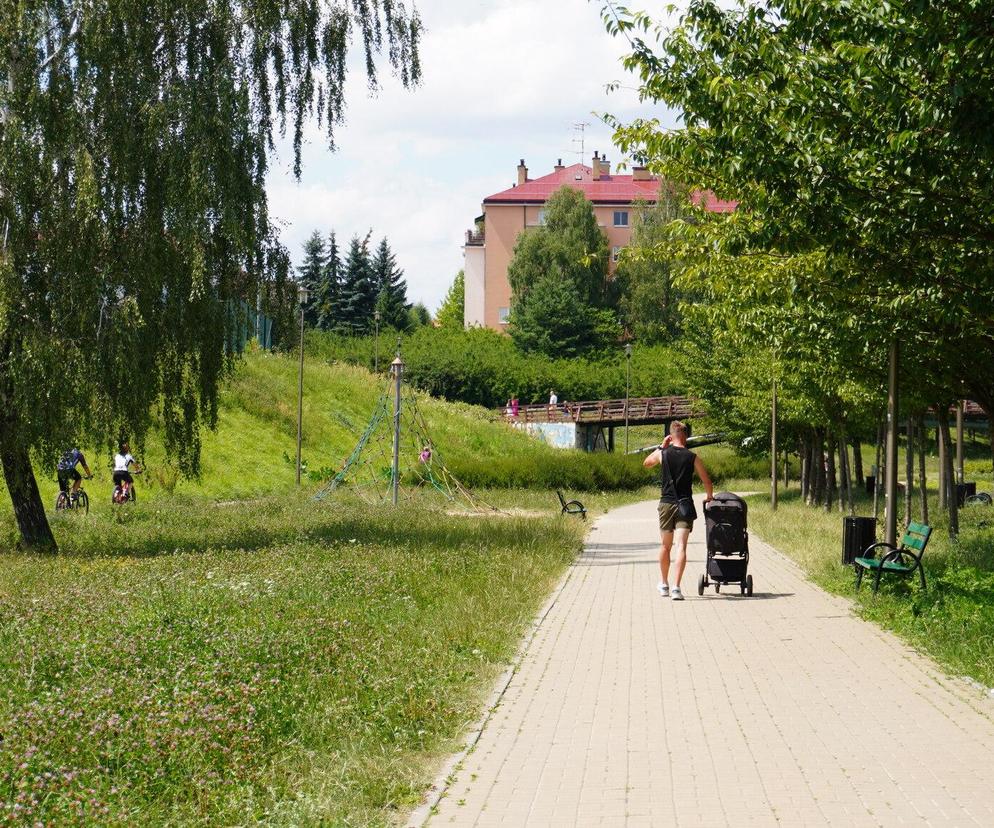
{"left": 405, "top": 526, "right": 588, "bottom": 827}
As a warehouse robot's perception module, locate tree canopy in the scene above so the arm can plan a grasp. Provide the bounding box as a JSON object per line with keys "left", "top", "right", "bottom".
{"left": 507, "top": 186, "right": 614, "bottom": 357}
{"left": 435, "top": 270, "right": 465, "bottom": 329}
{"left": 0, "top": 1, "right": 421, "bottom": 547}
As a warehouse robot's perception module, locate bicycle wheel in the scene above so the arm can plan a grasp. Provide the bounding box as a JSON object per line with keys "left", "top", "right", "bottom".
{"left": 76, "top": 491, "right": 89, "bottom": 515}
{"left": 55, "top": 491, "right": 69, "bottom": 511}
{"left": 129, "top": 485, "right": 137, "bottom": 503}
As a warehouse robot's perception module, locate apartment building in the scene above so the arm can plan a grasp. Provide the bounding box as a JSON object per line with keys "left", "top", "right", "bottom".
{"left": 463, "top": 153, "right": 735, "bottom": 330}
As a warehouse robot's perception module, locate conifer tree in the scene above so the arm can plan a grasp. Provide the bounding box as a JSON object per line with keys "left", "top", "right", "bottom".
{"left": 316, "top": 232, "right": 343, "bottom": 331}
{"left": 371, "top": 237, "right": 410, "bottom": 330}
{"left": 297, "top": 231, "right": 327, "bottom": 327}
{"left": 337, "top": 233, "right": 377, "bottom": 333}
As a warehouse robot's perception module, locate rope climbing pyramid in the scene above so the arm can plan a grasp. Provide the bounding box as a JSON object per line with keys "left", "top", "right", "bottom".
{"left": 314, "top": 351, "right": 496, "bottom": 513}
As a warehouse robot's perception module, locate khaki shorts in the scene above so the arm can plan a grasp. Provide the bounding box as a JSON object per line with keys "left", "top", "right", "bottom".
{"left": 658, "top": 501, "right": 694, "bottom": 533}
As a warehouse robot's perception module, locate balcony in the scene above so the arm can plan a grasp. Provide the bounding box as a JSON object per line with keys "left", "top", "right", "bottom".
{"left": 465, "top": 229, "right": 485, "bottom": 246}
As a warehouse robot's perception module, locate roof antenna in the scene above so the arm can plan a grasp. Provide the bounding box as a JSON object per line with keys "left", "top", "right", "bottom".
{"left": 571, "top": 121, "right": 590, "bottom": 166}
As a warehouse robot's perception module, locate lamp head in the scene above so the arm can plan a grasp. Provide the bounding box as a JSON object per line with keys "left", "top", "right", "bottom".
{"left": 624, "top": 343, "right": 632, "bottom": 358}
{"left": 297, "top": 283, "right": 309, "bottom": 305}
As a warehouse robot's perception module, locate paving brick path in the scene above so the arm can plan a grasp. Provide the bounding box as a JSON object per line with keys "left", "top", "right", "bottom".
{"left": 421, "top": 498, "right": 994, "bottom": 827}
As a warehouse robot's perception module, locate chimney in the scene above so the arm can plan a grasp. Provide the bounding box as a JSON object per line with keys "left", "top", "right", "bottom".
{"left": 632, "top": 165, "right": 652, "bottom": 181}
{"left": 554, "top": 158, "right": 564, "bottom": 173}
{"left": 592, "top": 150, "right": 602, "bottom": 181}
{"left": 517, "top": 158, "right": 528, "bottom": 186}
{"left": 601, "top": 156, "right": 611, "bottom": 177}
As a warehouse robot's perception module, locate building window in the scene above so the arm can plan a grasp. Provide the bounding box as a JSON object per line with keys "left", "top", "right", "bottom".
{"left": 498, "top": 307, "right": 510, "bottom": 324}
{"left": 613, "top": 210, "right": 629, "bottom": 227}
{"left": 612, "top": 246, "right": 623, "bottom": 263}
{"left": 537, "top": 208, "right": 547, "bottom": 226}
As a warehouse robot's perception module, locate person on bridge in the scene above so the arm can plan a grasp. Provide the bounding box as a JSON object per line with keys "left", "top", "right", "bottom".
{"left": 643, "top": 421, "right": 713, "bottom": 600}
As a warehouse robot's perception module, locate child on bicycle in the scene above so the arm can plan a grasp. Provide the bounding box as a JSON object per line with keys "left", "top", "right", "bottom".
{"left": 113, "top": 441, "right": 142, "bottom": 501}
{"left": 57, "top": 448, "right": 93, "bottom": 498}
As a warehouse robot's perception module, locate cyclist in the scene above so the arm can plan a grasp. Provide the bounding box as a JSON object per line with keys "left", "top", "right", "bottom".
{"left": 112, "top": 441, "right": 142, "bottom": 502}
{"left": 57, "top": 447, "right": 93, "bottom": 500}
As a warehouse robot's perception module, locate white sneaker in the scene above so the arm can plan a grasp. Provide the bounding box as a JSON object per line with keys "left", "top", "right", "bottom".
{"left": 657, "top": 582, "right": 669, "bottom": 597}
{"left": 670, "top": 587, "right": 684, "bottom": 601}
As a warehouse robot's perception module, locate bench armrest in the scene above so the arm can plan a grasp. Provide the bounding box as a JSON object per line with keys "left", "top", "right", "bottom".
{"left": 881, "top": 548, "right": 921, "bottom": 567}
{"left": 860, "top": 541, "right": 896, "bottom": 560}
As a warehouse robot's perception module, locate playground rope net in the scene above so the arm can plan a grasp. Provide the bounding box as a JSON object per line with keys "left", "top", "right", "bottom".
{"left": 314, "top": 375, "right": 499, "bottom": 514}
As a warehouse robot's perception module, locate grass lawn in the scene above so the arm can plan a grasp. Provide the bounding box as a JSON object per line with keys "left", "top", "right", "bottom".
{"left": 0, "top": 490, "right": 609, "bottom": 826}
{"left": 747, "top": 487, "right": 994, "bottom": 688}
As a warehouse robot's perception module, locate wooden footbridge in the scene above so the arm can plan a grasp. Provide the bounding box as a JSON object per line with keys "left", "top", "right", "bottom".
{"left": 502, "top": 396, "right": 704, "bottom": 451}
{"left": 508, "top": 396, "right": 702, "bottom": 426}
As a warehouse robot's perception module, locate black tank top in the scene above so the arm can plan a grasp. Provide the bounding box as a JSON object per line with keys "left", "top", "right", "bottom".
{"left": 660, "top": 446, "right": 696, "bottom": 503}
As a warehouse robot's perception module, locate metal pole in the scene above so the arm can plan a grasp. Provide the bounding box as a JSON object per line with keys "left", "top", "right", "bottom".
{"left": 624, "top": 344, "right": 632, "bottom": 454}
{"left": 884, "top": 339, "right": 899, "bottom": 546}
{"left": 956, "top": 400, "right": 964, "bottom": 484}
{"left": 771, "top": 379, "right": 778, "bottom": 511}
{"left": 296, "top": 303, "right": 305, "bottom": 486}
{"left": 390, "top": 352, "right": 403, "bottom": 505}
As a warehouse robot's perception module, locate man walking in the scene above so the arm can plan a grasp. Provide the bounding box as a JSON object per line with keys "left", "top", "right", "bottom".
{"left": 643, "top": 421, "right": 713, "bottom": 600}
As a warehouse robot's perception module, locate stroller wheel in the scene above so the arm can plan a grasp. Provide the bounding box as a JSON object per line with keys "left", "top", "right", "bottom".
{"left": 715, "top": 583, "right": 720, "bottom": 594}
{"left": 740, "top": 580, "right": 746, "bottom": 595}
{"left": 697, "top": 573, "right": 705, "bottom": 596}
{"left": 746, "top": 574, "right": 753, "bottom": 597}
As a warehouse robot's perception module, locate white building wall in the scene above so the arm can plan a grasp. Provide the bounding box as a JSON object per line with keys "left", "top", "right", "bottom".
{"left": 463, "top": 244, "right": 486, "bottom": 327}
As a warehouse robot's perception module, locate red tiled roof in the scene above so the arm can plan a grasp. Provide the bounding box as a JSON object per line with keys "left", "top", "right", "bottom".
{"left": 483, "top": 163, "right": 737, "bottom": 212}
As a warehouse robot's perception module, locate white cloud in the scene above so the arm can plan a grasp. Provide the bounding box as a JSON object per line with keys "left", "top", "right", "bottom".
{"left": 265, "top": 0, "right": 680, "bottom": 311}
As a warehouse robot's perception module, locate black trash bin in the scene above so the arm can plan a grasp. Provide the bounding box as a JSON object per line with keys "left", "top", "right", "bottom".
{"left": 843, "top": 516, "right": 876, "bottom": 566}
{"left": 957, "top": 482, "right": 977, "bottom": 507}
{"left": 865, "top": 475, "right": 875, "bottom": 495}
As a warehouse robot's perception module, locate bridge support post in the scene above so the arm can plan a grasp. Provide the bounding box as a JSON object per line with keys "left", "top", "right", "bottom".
{"left": 608, "top": 427, "right": 615, "bottom": 452}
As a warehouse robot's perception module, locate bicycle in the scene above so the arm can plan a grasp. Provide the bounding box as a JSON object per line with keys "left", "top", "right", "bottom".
{"left": 55, "top": 476, "right": 92, "bottom": 515}
{"left": 112, "top": 469, "right": 141, "bottom": 505}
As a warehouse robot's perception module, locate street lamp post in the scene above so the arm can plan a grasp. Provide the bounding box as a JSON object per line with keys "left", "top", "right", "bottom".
{"left": 296, "top": 283, "right": 309, "bottom": 486}
{"left": 624, "top": 342, "right": 633, "bottom": 454}
{"left": 374, "top": 309, "right": 381, "bottom": 372}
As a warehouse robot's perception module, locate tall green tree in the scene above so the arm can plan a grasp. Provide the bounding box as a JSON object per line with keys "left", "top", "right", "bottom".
{"left": 435, "top": 270, "right": 465, "bottom": 329}
{"left": 371, "top": 237, "right": 410, "bottom": 330}
{"left": 613, "top": 189, "right": 689, "bottom": 343}
{"left": 298, "top": 231, "right": 327, "bottom": 327}
{"left": 337, "top": 233, "right": 377, "bottom": 334}
{"left": 507, "top": 186, "right": 613, "bottom": 357}
{"left": 0, "top": 1, "right": 421, "bottom": 548}
{"left": 316, "top": 231, "right": 343, "bottom": 331}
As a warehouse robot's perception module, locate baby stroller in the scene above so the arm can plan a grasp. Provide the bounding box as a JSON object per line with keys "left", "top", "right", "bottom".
{"left": 698, "top": 492, "right": 753, "bottom": 596}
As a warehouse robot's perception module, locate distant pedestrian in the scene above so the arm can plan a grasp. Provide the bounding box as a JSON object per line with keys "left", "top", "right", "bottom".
{"left": 549, "top": 390, "right": 558, "bottom": 405}
{"left": 505, "top": 398, "right": 514, "bottom": 419}
{"left": 511, "top": 396, "right": 520, "bottom": 418}
{"left": 643, "top": 421, "right": 713, "bottom": 600}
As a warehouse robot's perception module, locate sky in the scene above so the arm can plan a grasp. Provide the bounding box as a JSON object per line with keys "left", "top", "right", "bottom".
{"left": 264, "top": 0, "right": 681, "bottom": 312}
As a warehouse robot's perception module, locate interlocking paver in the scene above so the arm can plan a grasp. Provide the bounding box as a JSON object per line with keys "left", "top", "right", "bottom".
{"left": 421, "top": 499, "right": 994, "bottom": 826}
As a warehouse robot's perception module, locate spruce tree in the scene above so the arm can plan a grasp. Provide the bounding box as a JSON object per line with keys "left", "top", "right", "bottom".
{"left": 371, "top": 237, "right": 410, "bottom": 330}
{"left": 297, "top": 231, "right": 327, "bottom": 327}
{"left": 316, "top": 232, "right": 343, "bottom": 331}
{"left": 337, "top": 233, "right": 377, "bottom": 333}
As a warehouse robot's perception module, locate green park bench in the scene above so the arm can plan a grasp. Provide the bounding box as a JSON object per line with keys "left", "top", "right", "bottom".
{"left": 854, "top": 521, "right": 932, "bottom": 594}
{"left": 556, "top": 490, "right": 586, "bottom": 519}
